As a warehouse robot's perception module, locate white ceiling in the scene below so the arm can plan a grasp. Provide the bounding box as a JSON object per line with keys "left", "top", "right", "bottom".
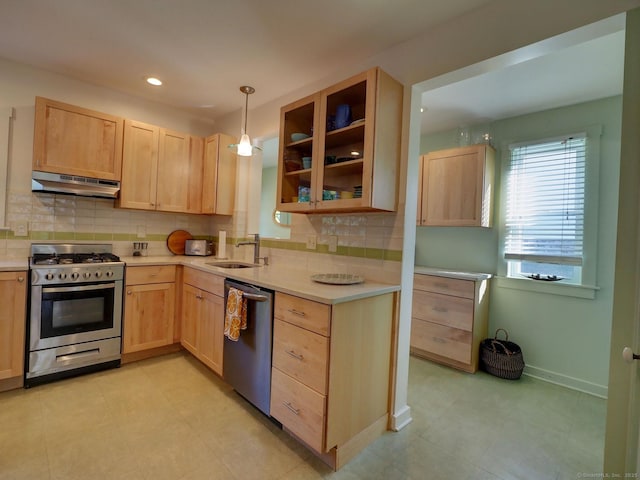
{"left": 0, "top": 0, "right": 493, "bottom": 121}
{"left": 420, "top": 29, "right": 625, "bottom": 134}
{"left": 0, "top": 1, "right": 626, "bottom": 144}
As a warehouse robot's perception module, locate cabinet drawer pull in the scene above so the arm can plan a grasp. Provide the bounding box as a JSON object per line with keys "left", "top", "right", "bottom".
{"left": 433, "top": 282, "right": 449, "bottom": 289}
{"left": 286, "top": 350, "right": 304, "bottom": 361}
{"left": 432, "top": 336, "right": 446, "bottom": 344}
{"left": 283, "top": 402, "right": 300, "bottom": 415}
{"left": 288, "top": 308, "right": 306, "bottom": 317}
{"left": 432, "top": 306, "right": 448, "bottom": 313}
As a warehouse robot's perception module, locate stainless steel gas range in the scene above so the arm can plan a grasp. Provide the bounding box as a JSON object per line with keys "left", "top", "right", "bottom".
{"left": 26, "top": 243, "right": 125, "bottom": 387}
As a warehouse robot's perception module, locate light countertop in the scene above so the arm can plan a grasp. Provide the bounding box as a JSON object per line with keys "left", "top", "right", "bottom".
{"left": 414, "top": 266, "right": 493, "bottom": 281}
{"left": 123, "top": 256, "right": 400, "bottom": 305}
{"left": 0, "top": 259, "right": 29, "bottom": 271}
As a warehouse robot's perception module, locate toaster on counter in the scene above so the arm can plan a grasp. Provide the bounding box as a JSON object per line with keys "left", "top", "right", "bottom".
{"left": 184, "top": 239, "right": 213, "bottom": 256}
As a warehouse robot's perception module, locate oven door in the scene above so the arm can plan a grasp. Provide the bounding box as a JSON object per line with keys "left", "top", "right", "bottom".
{"left": 30, "top": 281, "right": 123, "bottom": 351}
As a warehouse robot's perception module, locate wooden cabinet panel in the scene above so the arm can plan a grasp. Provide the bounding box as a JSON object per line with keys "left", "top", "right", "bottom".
{"left": 126, "top": 265, "right": 176, "bottom": 285}
{"left": 183, "top": 267, "right": 224, "bottom": 296}
{"left": 33, "top": 97, "right": 123, "bottom": 180}
{"left": 411, "top": 291, "right": 473, "bottom": 331}
{"left": 271, "top": 367, "right": 326, "bottom": 453}
{"left": 410, "top": 318, "right": 472, "bottom": 364}
{"left": 411, "top": 273, "right": 490, "bottom": 373}
{"left": 180, "top": 267, "right": 224, "bottom": 375}
{"left": 274, "top": 293, "right": 330, "bottom": 336}
{"left": 0, "top": 271, "right": 27, "bottom": 386}
{"left": 156, "top": 129, "right": 191, "bottom": 212}
{"left": 413, "top": 274, "right": 474, "bottom": 299}
{"left": 202, "top": 133, "right": 237, "bottom": 215}
{"left": 418, "top": 144, "right": 495, "bottom": 227}
{"left": 277, "top": 67, "right": 402, "bottom": 214}
{"left": 123, "top": 282, "right": 175, "bottom": 353}
{"left": 119, "top": 119, "right": 159, "bottom": 210}
{"left": 273, "top": 319, "right": 329, "bottom": 394}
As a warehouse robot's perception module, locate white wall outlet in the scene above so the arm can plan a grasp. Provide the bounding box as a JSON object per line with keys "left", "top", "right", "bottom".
{"left": 328, "top": 235, "right": 338, "bottom": 253}
{"left": 306, "top": 235, "right": 317, "bottom": 250}
{"left": 136, "top": 225, "right": 146, "bottom": 238}
{"left": 13, "top": 221, "right": 28, "bottom": 237}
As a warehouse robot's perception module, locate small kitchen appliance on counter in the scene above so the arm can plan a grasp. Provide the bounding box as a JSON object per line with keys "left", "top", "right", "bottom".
{"left": 26, "top": 243, "right": 124, "bottom": 387}
{"left": 184, "top": 239, "right": 213, "bottom": 256}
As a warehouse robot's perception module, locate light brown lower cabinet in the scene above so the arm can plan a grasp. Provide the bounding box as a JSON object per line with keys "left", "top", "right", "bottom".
{"left": 180, "top": 267, "right": 225, "bottom": 375}
{"left": 0, "top": 271, "right": 27, "bottom": 391}
{"left": 122, "top": 265, "right": 176, "bottom": 354}
{"left": 270, "top": 291, "right": 394, "bottom": 470}
{"left": 410, "top": 273, "right": 489, "bottom": 373}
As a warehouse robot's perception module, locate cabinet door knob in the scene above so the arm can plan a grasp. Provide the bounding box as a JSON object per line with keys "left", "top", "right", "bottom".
{"left": 17, "top": 276, "right": 25, "bottom": 283}
{"left": 127, "top": 290, "right": 132, "bottom": 295}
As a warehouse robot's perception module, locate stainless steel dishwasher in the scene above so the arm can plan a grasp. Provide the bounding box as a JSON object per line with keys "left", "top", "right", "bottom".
{"left": 223, "top": 278, "right": 274, "bottom": 416}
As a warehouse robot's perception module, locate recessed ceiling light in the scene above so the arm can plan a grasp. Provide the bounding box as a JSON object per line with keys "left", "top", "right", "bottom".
{"left": 146, "top": 77, "right": 162, "bottom": 86}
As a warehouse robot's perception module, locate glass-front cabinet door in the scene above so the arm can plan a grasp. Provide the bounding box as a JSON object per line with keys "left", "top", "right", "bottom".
{"left": 277, "top": 67, "right": 402, "bottom": 214}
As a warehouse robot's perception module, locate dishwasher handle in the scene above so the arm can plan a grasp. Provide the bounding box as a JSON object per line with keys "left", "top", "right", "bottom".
{"left": 242, "top": 292, "right": 269, "bottom": 302}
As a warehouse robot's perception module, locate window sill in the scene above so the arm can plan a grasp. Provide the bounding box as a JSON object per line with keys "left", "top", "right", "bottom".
{"left": 494, "top": 276, "right": 599, "bottom": 299}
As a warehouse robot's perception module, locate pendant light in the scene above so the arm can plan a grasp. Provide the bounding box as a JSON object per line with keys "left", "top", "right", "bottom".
{"left": 231, "top": 85, "right": 260, "bottom": 157}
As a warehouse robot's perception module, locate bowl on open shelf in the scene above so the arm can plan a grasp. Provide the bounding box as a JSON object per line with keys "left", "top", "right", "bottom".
{"left": 291, "top": 132, "right": 310, "bottom": 142}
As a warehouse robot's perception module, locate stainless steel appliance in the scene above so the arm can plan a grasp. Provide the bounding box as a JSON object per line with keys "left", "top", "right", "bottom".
{"left": 26, "top": 243, "right": 124, "bottom": 387}
{"left": 184, "top": 239, "right": 213, "bottom": 256}
{"left": 223, "top": 278, "right": 274, "bottom": 416}
{"left": 32, "top": 170, "right": 120, "bottom": 199}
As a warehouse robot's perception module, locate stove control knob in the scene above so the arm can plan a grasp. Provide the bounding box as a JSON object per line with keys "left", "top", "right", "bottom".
{"left": 45, "top": 273, "right": 55, "bottom": 281}
{"left": 95, "top": 271, "right": 103, "bottom": 278}
{"left": 83, "top": 272, "right": 92, "bottom": 279}
{"left": 59, "top": 272, "right": 67, "bottom": 280}
{"left": 71, "top": 272, "right": 80, "bottom": 280}
{"left": 105, "top": 270, "right": 114, "bottom": 278}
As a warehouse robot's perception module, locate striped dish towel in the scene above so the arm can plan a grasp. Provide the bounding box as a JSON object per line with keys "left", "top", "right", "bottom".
{"left": 224, "top": 287, "right": 247, "bottom": 341}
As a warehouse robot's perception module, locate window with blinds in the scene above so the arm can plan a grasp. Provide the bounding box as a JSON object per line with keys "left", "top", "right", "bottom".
{"left": 504, "top": 134, "right": 586, "bottom": 280}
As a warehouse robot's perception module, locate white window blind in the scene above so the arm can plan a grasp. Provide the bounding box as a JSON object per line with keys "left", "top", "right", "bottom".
{"left": 504, "top": 134, "right": 586, "bottom": 266}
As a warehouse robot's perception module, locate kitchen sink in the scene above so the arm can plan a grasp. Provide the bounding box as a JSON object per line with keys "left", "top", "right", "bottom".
{"left": 205, "top": 261, "right": 258, "bottom": 269}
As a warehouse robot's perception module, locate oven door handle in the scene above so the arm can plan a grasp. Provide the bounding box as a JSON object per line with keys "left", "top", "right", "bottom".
{"left": 42, "top": 282, "right": 116, "bottom": 294}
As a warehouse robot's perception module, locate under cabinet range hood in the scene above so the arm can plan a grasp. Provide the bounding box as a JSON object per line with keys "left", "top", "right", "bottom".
{"left": 32, "top": 171, "right": 120, "bottom": 199}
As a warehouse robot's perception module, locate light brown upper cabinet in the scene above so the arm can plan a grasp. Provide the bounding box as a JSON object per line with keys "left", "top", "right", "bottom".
{"left": 277, "top": 67, "right": 403, "bottom": 214}
{"left": 118, "top": 120, "right": 204, "bottom": 213}
{"left": 202, "top": 133, "right": 237, "bottom": 215}
{"left": 418, "top": 144, "right": 495, "bottom": 227}
{"left": 33, "top": 97, "right": 124, "bottom": 180}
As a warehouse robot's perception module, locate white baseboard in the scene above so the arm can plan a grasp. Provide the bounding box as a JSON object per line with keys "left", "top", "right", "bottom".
{"left": 390, "top": 404, "right": 412, "bottom": 431}
{"left": 523, "top": 364, "right": 608, "bottom": 399}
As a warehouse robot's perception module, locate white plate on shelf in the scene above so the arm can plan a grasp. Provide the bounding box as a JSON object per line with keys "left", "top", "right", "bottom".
{"left": 310, "top": 273, "right": 364, "bottom": 285}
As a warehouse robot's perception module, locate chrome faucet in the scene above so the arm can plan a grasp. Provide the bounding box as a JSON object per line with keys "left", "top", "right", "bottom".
{"left": 236, "top": 233, "right": 268, "bottom": 265}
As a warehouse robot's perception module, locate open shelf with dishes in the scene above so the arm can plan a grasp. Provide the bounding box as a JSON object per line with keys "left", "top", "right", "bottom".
{"left": 276, "top": 67, "right": 403, "bottom": 213}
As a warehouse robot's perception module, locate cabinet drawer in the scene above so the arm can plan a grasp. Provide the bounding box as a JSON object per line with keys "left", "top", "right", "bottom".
{"left": 273, "top": 319, "right": 329, "bottom": 394}
{"left": 410, "top": 318, "right": 472, "bottom": 364}
{"left": 412, "top": 290, "right": 473, "bottom": 331}
{"left": 270, "top": 368, "right": 326, "bottom": 453}
{"left": 126, "top": 265, "right": 176, "bottom": 285}
{"left": 274, "top": 293, "right": 330, "bottom": 336}
{"left": 414, "top": 274, "right": 474, "bottom": 299}
{"left": 183, "top": 267, "right": 224, "bottom": 296}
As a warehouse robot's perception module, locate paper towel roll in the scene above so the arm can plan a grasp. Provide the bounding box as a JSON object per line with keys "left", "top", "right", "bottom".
{"left": 218, "top": 231, "right": 226, "bottom": 259}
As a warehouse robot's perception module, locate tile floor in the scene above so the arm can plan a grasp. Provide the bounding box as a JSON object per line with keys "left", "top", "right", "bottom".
{"left": 0, "top": 352, "right": 606, "bottom": 479}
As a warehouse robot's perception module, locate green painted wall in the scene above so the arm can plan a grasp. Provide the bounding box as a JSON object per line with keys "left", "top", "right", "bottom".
{"left": 259, "top": 166, "right": 291, "bottom": 239}
{"left": 417, "top": 96, "right": 622, "bottom": 394}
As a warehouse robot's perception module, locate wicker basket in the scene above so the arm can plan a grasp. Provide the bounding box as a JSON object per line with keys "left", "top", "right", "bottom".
{"left": 480, "top": 328, "right": 525, "bottom": 380}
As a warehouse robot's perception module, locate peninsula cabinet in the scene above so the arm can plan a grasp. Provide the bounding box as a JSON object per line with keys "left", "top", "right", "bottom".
{"left": 270, "top": 291, "right": 393, "bottom": 470}
{"left": 180, "top": 267, "right": 225, "bottom": 375}
{"left": 0, "top": 271, "right": 27, "bottom": 391}
{"left": 118, "top": 120, "right": 204, "bottom": 213}
{"left": 410, "top": 273, "right": 490, "bottom": 373}
{"left": 277, "top": 67, "right": 403, "bottom": 214}
{"left": 33, "top": 96, "right": 124, "bottom": 180}
{"left": 122, "top": 265, "right": 176, "bottom": 354}
{"left": 417, "top": 144, "right": 495, "bottom": 227}
{"left": 202, "top": 133, "right": 237, "bottom": 215}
